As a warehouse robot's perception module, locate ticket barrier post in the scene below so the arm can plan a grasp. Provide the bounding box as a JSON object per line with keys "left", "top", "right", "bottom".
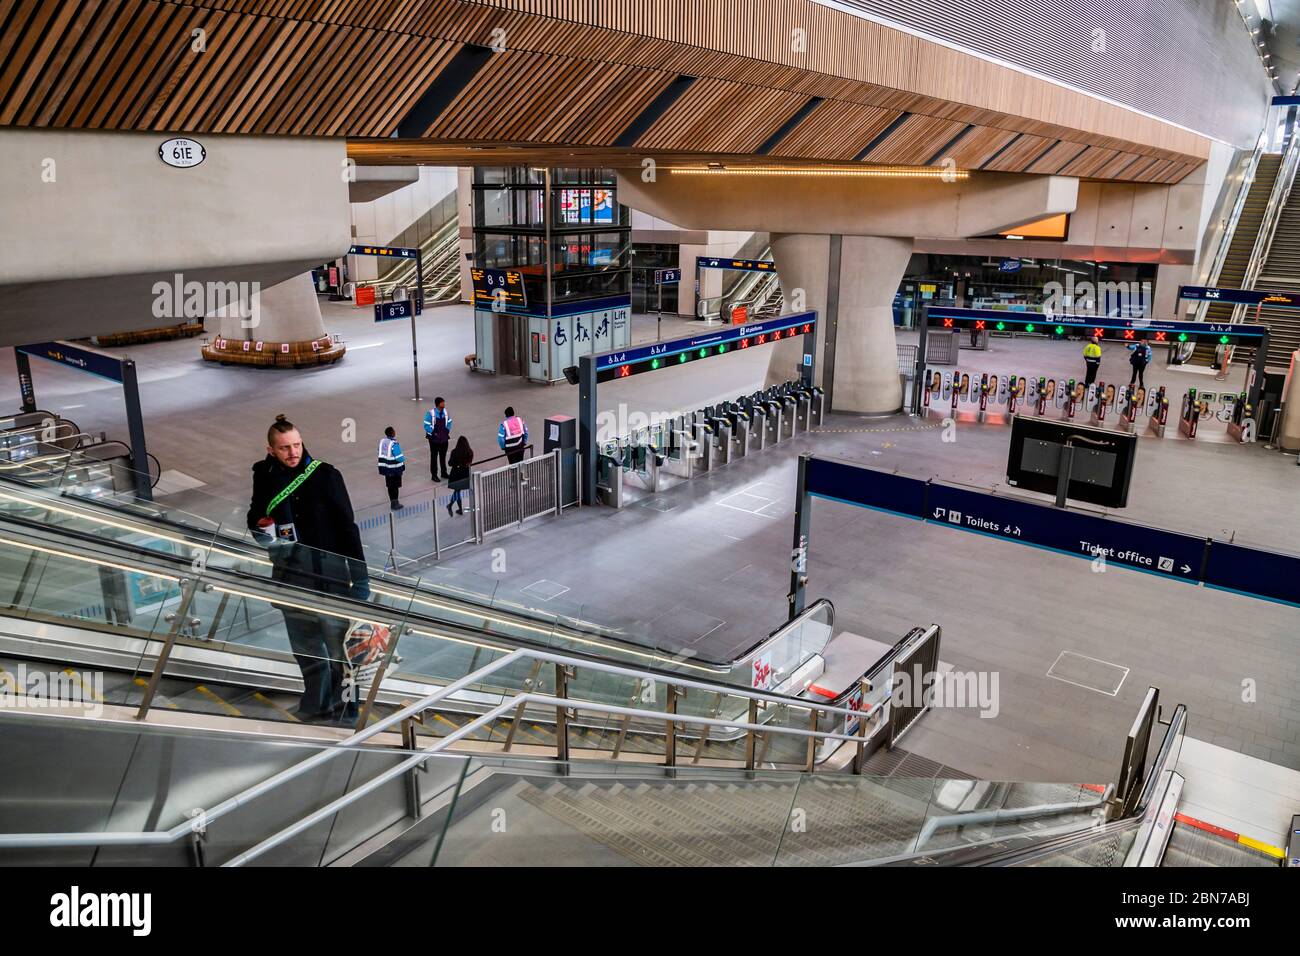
{"left": 596, "top": 444, "right": 625, "bottom": 508}
{"left": 1035, "top": 378, "right": 1048, "bottom": 416}
{"left": 1147, "top": 387, "right": 1169, "bottom": 438}
{"left": 1179, "top": 388, "right": 1201, "bottom": 439}
{"left": 1227, "top": 393, "right": 1257, "bottom": 443}
{"left": 1065, "top": 381, "right": 1079, "bottom": 420}
{"left": 724, "top": 405, "right": 752, "bottom": 458}
{"left": 977, "top": 375, "right": 989, "bottom": 417}
{"left": 778, "top": 392, "right": 799, "bottom": 439}
{"left": 759, "top": 393, "right": 783, "bottom": 445}
{"left": 1090, "top": 382, "right": 1108, "bottom": 425}
{"left": 1120, "top": 389, "right": 1139, "bottom": 433}
{"left": 692, "top": 416, "right": 715, "bottom": 474}
{"left": 748, "top": 399, "right": 771, "bottom": 451}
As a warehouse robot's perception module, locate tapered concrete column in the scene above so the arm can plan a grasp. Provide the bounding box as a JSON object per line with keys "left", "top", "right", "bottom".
{"left": 768, "top": 234, "right": 911, "bottom": 414}
{"left": 201, "top": 272, "right": 344, "bottom": 366}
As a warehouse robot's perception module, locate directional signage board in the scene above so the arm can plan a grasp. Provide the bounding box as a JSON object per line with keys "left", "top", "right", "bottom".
{"left": 926, "top": 306, "right": 1268, "bottom": 345}
{"left": 1203, "top": 542, "right": 1300, "bottom": 608}
{"left": 1177, "top": 285, "right": 1300, "bottom": 309}
{"left": 470, "top": 268, "right": 528, "bottom": 308}
{"left": 374, "top": 300, "right": 422, "bottom": 322}
{"left": 594, "top": 312, "right": 815, "bottom": 383}
{"left": 925, "top": 484, "right": 1203, "bottom": 583}
{"left": 349, "top": 244, "right": 419, "bottom": 259}
{"left": 696, "top": 256, "right": 777, "bottom": 273}
{"left": 654, "top": 268, "right": 682, "bottom": 285}
{"left": 17, "top": 341, "right": 124, "bottom": 383}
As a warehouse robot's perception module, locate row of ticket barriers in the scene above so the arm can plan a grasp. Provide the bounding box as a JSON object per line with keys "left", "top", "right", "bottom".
{"left": 921, "top": 368, "right": 1257, "bottom": 441}
{"left": 596, "top": 380, "right": 825, "bottom": 507}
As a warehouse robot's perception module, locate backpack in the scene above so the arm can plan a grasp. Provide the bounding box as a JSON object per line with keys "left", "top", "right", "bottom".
{"left": 432, "top": 411, "right": 450, "bottom": 443}
{"left": 341, "top": 621, "right": 392, "bottom": 704}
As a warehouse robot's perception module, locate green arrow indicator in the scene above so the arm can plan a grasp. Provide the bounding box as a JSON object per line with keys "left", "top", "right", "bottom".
{"left": 1177, "top": 332, "right": 1188, "bottom": 342}
{"left": 1219, "top": 335, "right": 1230, "bottom": 345}
{"left": 1055, "top": 326, "right": 1065, "bottom": 335}
{"left": 718, "top": 343, "right": 727, "bottom": 353}
{"left": 1025, "top": 323, "right": 1035, "bottom": 333}
{"left": 651, "top": 358, "right": 660, "bottom": 370}
{"left": 996, "top": 322, "right": 1006, "bottom": 332}
{"left": 678, "top": 353, "right": 688, "bottom": 363}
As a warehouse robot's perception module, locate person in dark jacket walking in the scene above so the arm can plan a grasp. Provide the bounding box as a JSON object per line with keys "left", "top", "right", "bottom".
{"left": 247, "top": 415, "right": 369, "bottom": 724}
{"left": 423, "top": 397, "right": 452, "bottom": 482}
{"left": 446, "top": 436, "right": 474, "bottom": 516}
{"left": 377, "top": 425, "right": 406, "bottom": 510}
{"left": 1127, "top": 336, "right": 1152, "bottom": 388}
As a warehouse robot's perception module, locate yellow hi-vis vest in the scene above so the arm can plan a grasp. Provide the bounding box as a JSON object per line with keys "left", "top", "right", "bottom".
{"left": 1084, "top": 342, "right": 1102, "bottom": 360}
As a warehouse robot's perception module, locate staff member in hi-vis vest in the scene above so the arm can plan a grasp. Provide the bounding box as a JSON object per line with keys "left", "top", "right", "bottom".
{"left": 247, "top": 414, "right": 369, "bottom": 725}
{"left": 498, "top": 406, "right": 529, "bottom": 465}
{"left": 1083, "top": 335, "right": 1103, "bottom": 387}
{"left": 377, "top": 425, "right": 406, "bottom": 510}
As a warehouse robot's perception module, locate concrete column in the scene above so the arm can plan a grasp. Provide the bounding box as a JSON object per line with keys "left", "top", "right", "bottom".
{"left": 1279, "top": 350, "right": 1300, "bottom": 452}
{"left": 768, "top": 233, "right": 911, "bottom": 414}
{"left": 202, "top": 272, "right": 344, "bottom": 366}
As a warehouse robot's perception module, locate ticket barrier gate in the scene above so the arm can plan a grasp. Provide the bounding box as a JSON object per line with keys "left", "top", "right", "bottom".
{"left": 720, "top": 403, "right": 753, "bottom": 458}
{"left": 1178, "top": 388, "right": 1204, "bottom": 439}
{"left": 595, "top": 434, "right": 668, "bottom": 507}
{"left": 1147, "top": 387, "right": 1170, "bottom": 438}
{"left": 1226, "top": 393, "right": 1257, "bottom": 443}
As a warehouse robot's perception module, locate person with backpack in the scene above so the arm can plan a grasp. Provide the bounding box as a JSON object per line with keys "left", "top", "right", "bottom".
{"left": 377, "top": 425, "right": 405, "bottom": 510}
{"left": 423, "top": 397, "right": 453, "bottom": 482}
{"left": 1127, "top": 336, "right": 1153, "bottom": 388}
{"left": 498, "top": 406, "right": 529, "bottom": 465}
{"left": 446, "top": 436, "right": 474, "bottom": 516}
{"left": 247, "top": 414, "right": 369, "bottom": 724}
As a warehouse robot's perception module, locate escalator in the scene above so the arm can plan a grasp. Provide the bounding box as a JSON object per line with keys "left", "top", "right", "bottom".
{"left": 1251, "top": 172, "right": 1300, "bottom": 369}
{"left": 0, "top": 452, "right": 927, "bottom": 779}
{"left": 1189, "top": 152, "right": 1281, "bottom": 367}
{"left": 1161, "top": 819, "right": 1280, "bottom": 867}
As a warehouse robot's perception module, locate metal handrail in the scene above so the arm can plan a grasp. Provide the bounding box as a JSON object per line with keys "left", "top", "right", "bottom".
{"left": 0, "top": 642, "right": 887, "bottom": 854}
{"left": 1235, "top": 131, "right": 1300, "bottom": 322}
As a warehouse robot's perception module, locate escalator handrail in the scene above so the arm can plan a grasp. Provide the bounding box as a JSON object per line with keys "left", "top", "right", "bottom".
{"left": 0, "top": 642, "right": 886, "bottom": 854}
{"left": 0, "top": 452, "right": 832, "bottom": 670}
{"left": 0, "top": 510, "right": 854, "bottom": 713}
{"left": 0, "top": 475, "right": 766, "bottom": 672}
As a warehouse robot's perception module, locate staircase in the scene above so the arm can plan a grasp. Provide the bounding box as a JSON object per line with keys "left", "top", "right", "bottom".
{"left": 1189, "top": 153, "right": 1282, "bottom": 367}
{"left": 1253, "top": 187, "right": 1300, "bottom": 368}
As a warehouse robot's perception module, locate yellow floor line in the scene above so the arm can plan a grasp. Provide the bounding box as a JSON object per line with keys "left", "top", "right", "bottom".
{"left": 133, "top": 676, "right": 179, "bottom": 709}
{"left": 194, "top": 685, "right": 243, "bottom": 718}
{"left": 252, "top": 692, "right": 300, "bottom": 722}
{"left": 1238, "top": 835, "right": 1285, "bottom": 859}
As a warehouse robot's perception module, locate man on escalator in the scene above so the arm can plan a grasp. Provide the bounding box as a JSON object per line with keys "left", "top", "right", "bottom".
{"left": 247, "top": 414, "right": 370, "bottom": 725}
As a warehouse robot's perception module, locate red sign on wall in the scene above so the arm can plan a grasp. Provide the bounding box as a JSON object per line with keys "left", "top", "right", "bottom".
{"left": 355, "top": 285, "right": 376, "bottom": 307}
{"left": 731, "top": 305, "right": 748, "bottom": 325}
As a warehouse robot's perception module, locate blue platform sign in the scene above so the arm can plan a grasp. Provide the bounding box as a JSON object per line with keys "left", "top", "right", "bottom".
{"left": 1271, "top": 95, "right": 1300, "bottom": 106}
{"left": 654, "top": 268, "right": 683, "bottom": 285}
{"left": 374, "top": 300, "right": 422, "bottom": 323}
{"left": 1203, "top": 542, "right": 1300, "bottom": 609}
{"left": 806, "top": 456, "right": 926, "bottom": 519}
{"left": 17, "top": 341, "right": 124, "bottom": 383}
{"left": 594, "top": 311, "right": 816, "bottom": 372}
{"left": 924, "top": 484, "right": 1204, "bottom": 583}
{"left": 1177, "top": 285, "right": 1300, "bottom": 309}
{"left": 349, "top": 244, "right": 418, "bottom": 259}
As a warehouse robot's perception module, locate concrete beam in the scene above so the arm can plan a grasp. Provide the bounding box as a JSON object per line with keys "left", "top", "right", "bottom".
{"left": 616, "top": 170, "right": 1078, "bottom": 239}
{"left": 0, "top": 129, "right": 351, "bottom": 345}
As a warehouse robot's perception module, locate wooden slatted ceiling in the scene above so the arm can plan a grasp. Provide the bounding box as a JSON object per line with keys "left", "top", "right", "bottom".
{"left": 862, "top": 114, "right": 965, "bottom": 165}
{"left": 0, "top": 0, "right": 1204, "bottom": 183}
{"left": 982, "top": 133, "right": 1055, "bottom": 172}
{"left": 933, "top": 125, "right": 1018, "bottom": 169}
{"left": 632, "top": 78, "right": 809, "bottom": 154}
{"left": 767, "top": 100, "right": 901, "bottom": 161}
{"left": 423, "top": 51, "right": 673, "bottom": 144}
{"left": 1027, "top": 140, "right": 1089, "bottom": 175}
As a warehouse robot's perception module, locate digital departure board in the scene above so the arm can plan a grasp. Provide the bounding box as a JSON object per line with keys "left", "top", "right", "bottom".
{"left": 471, "top": 268, "right": 528, "bottom": 308}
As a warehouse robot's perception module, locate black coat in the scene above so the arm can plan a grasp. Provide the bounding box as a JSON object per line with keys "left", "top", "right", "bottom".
{"left": 246, "top": 454, "right": 368, "bottom": 596}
